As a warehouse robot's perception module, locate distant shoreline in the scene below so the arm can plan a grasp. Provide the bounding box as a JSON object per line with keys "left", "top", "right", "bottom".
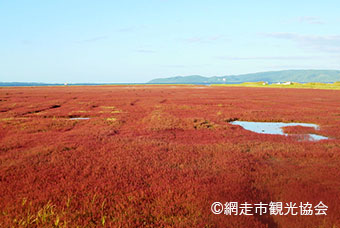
{"left": 1, "top": 82, "right": 340, "bottom": 90}
{"left": 0, "top": 82, "right": 147, "bottom": 87}
{"left": 0, "top": 82, "right": 247, "bottom": 87}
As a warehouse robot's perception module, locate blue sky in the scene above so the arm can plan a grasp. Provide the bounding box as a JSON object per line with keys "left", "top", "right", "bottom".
{"left": 1, "top": 0, "right": 340, "bottom": 83}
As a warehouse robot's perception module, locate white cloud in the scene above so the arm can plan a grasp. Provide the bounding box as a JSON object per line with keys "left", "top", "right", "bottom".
{"left": 297, "top": 16, "right": 324, "bottom": 24}
{"left": 264, "top": 32, "right": 340, "bottom": 53}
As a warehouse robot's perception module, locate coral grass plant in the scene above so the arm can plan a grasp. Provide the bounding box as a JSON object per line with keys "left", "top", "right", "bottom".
{"left": 1, "top": 85, "right": 340, "bottom": 227}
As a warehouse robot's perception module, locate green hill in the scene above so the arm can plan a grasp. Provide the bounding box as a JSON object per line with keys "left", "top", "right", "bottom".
{"left": 148, "top": 70, "right": 340, "bottom": 84}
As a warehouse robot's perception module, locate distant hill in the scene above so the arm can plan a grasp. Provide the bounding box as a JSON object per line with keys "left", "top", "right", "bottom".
{"left": 148, "top": 70, "right": 340, "bottom": 84}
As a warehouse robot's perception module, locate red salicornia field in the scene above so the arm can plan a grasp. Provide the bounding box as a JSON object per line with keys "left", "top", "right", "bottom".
{"left": 1, "top": 85, "right": 340, "bottom": 227}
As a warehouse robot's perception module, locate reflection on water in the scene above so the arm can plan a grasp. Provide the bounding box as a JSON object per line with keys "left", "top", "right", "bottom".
{"left": 230, "top": 121, "right": 329, "bottom": 141}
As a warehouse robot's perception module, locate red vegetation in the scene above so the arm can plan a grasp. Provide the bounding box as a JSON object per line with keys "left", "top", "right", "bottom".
{"left": 282, "top": 125, "right": 318, "bottom": 135}
{"left": 0, "top": 85, "right": 340, "bottom": 227}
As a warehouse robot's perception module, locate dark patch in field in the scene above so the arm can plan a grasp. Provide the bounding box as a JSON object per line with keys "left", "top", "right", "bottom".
{"left": 130, "top": 99, "right": 140, "bottom": 106}
{"left": 107, "top": 130, "right": 120, "bottom": 136}
{"left": 68, "top": 115, "right": 81, "bottom": 118}
{"left": 50, "top": 105, "right": 61, "bottom": 109}
{"left": 22, "top": 104, "right": 61, "bottom": 115}
{"left": 224, "top": 117, "right": 239, "bottom": 122}
{"left": 28, "top": 110, "right": 43, "bottom": 114}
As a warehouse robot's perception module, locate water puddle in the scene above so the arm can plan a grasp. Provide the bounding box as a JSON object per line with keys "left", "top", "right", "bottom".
{"left": 69, "top": 117, "right": 90, "bottom": 120}
{"left": 230, "top": 121, "right": 329, "bottom": 141}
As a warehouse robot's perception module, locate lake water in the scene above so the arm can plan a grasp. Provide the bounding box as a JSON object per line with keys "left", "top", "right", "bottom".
{"left": 230, "top": 121, "right": 329, "bottom": 141}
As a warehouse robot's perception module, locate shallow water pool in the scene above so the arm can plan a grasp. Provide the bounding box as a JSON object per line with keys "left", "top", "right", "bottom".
{"left": 69, "top": 117, "right": 91, "bottom": 120}
{"left": 230, "top": 121, "right": 328, "bottom": 141}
